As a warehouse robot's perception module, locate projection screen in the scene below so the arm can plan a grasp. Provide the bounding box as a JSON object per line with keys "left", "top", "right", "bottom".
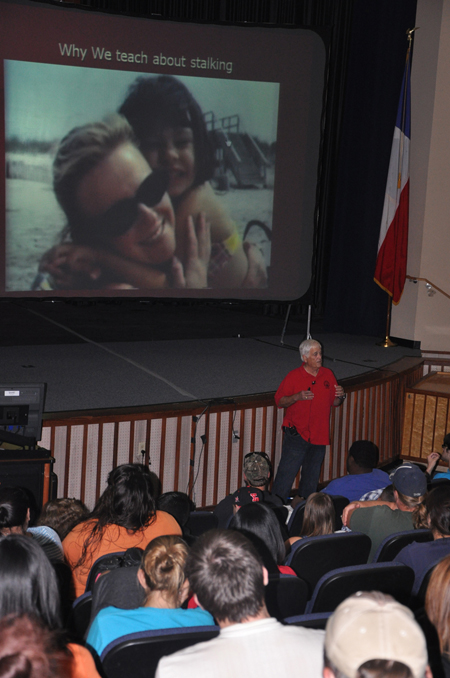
{"left": 0, "top": 1, "right": 327, "bottom": 300}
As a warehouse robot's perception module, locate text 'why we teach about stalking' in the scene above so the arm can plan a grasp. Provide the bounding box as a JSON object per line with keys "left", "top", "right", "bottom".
{"left": 58, "top": 44, "right": 234, "bottom": 73}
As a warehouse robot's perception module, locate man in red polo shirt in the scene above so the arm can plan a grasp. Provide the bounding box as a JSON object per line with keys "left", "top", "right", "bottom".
{"left": 272, "top": 339, "right": 345, "bottom": 503}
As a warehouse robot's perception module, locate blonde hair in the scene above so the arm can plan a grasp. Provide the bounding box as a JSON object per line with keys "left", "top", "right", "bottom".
{"left": 425, "top": 554, "right": 450, "bottom": 655}
{"left": 394, "top": 490, "right": 427, "bottom": 528}
{"left": 53, "top": 114, "right": 136, "bottom": 239}
{"left": 300, "top": 492, "right": 335, "bottom": 537}
{"left": 140, "top": 535, "right": 188, "bottom": 606}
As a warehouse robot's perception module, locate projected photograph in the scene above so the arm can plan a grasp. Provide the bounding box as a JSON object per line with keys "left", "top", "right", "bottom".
{"left": 4, "top": 61, "right": 279, "bottom": 293}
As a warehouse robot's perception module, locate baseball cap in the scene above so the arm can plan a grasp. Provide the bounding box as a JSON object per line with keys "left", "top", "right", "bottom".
{"left": 244, "top": 452, "right": 270, "bottom": 486}
{"left": 232, "top": 487, "right": 263, "bottom": 508}
{"left": 325, "top": 592, "right": 428, "bottom": 678}
{"left": 390, "top": 463, "right": 427, "bottom": 498}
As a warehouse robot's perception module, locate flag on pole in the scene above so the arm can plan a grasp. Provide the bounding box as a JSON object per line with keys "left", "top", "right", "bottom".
{"left": 374, "top": 53, "right": 411, "bottom": 305}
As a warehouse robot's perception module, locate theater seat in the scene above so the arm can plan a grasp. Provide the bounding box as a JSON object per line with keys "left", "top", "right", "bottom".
{"left": 283, "top": 611, "right": 332, "bottom": 629}
{"left": 265, "top": 574, "right": 309, "bottom": 620}
{"left": 100, "top": 626, "right": 219, "bottom": 678}
{"left": 307, "top": 562, "right": 415, "bottom": 613}
{"left": 186, "top": 511, "right": 218, "bottom": 536}
{"left": 372, "top": 528, "right": 433, "bottom": 563}
{"left": 69, "top": 591, "right": 92, "bottom": 642}
{"left": 284, "top": 532, "right": 372, "bottom": 597}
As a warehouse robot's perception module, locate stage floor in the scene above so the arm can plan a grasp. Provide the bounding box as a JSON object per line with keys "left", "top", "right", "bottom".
{"left": 1, "top": 299, "right": 421, "bottom": 412}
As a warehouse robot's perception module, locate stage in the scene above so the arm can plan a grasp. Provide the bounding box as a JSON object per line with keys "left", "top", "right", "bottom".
{"left": 1, "top": 300, "right": 421, "bottom": 414}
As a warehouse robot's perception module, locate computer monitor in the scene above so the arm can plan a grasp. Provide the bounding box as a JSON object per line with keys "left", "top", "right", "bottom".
{"left": 0, "top": 383, "right": 47, "bottom": 448}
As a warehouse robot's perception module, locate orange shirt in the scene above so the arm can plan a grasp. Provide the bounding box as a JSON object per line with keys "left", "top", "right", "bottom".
{"left": 68, "top": 644, "right": 101, "bottom": 678}
{"left": 63, "top": 512, "right": 182, "bottom": 597}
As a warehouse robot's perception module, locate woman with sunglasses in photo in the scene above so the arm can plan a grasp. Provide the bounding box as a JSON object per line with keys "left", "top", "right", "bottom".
{"left": 34, "top": 114, "right": 210, "bottom": 291}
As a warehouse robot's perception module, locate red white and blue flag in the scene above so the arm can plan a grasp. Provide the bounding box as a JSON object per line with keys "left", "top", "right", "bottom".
{"left": 374, "top": 59, "right": 411, "bottom": 304}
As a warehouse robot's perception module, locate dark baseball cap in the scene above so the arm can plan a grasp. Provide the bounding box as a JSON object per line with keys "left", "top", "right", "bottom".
{"left": 390, "top": 463, "right": 427, "bottom": 498}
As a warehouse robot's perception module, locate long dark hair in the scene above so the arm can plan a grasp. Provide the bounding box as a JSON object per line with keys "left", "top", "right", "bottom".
{"left": 423, "top": 484, "right": 450, "bottom": 536}
{"left": 300, "top": 492, "right": 335, "bottom": 538}
{"left": 0, "top": 534, "right": 61, "bottom": 630}
{"left": 76, "top": 464, "right": 156, "bottom": 568}
{"left": 0, "top": 487, "right": 30, "bottom": 534}
{"left": 229, "top": 502, "right": 286, "bottom": 564}
{"left": 119, "top": 75, "right": 215, "bottom": 189}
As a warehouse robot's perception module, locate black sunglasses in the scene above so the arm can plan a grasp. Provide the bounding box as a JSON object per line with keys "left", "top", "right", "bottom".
{"left": 74, "top": 168, "right": 170, "bottom": 241}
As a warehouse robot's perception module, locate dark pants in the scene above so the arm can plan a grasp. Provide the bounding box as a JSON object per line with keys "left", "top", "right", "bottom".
{"left": 272, "top": 428, "right": 326, "bottom": 502}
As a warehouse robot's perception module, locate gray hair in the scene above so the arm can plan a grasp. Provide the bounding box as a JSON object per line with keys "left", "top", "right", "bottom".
{"left": 299, "top": 339, "right": 321, "bottom": 361}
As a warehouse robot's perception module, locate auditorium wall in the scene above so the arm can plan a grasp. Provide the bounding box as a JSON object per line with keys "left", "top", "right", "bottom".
{"left": 391, "top": 0, "right": 450, "bottom": 353}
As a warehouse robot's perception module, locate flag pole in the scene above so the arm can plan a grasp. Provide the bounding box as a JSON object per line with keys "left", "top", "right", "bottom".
{"left": 377, "top": 295, "right": 396, "bottom": 347}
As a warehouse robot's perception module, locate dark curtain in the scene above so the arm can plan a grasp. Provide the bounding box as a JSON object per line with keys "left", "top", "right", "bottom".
{"left": 323, "top": 0, "right": 417, "bottom": 336}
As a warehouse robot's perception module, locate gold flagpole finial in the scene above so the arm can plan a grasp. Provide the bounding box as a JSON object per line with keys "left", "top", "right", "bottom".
{"left": 406, "top": 27, "right": 419, "bottom": 43}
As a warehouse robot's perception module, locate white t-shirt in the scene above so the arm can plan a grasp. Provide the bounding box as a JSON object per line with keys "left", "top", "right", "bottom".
{"left": 156, "top": 617, "right": 325, "bottom": 678}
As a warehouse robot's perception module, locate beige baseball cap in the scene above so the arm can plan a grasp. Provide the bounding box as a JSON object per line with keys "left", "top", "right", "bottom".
{"left": 325, "top": 592, "right": 428, "bottom": 678}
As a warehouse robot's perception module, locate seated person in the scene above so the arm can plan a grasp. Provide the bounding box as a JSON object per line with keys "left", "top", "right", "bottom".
{"left": 322, "top": 440, "right": 390, "bottom": 502}
{"left": 63, "top": 464, "right": 181, "bottom": 597}
{"left": 427, "top": 433, "right": 450, "bottom": 481}
{"left": 86, "top": 535, "right": 214, "bottom": 657}
{"left": 325, "top": 592, "right": 431, "bottom": 678}
{"left": 287, "top": 492, "right": 336, "bottom": 552}
{"left": 396, "top": 484, "right": 450, "bottom": 594}
{"left": 343, "top": 463, "right": 428, "bottom": 561}
{"left": 425, "top": 554, "right": 450, "bottom": 678}
{"left": 213, "top": 452, "right": 282, "bottom": 528}
{"left": 29, "top": 498, "right": 90, "bottom": 564}
{"left": 228, "top": 502, "right": 295, "bottom": 576}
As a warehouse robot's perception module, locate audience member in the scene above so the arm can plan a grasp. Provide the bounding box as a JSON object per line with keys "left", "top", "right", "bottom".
{"left": 0, "top": 486, "right": 61, "bottom": 563}
{"left": 155, "top": 529, "right": 325, "bottom": 678}
{"left": 0, "top": 534, "right": 100, "bottom": 678}
{"left": 37, "top": 498, "right": 90, "bottom": 541}
{"left": 63, "top": 464, "right": 182, "bottom": 596}
{"left": 343, "top": 463, "right": 428, "bottom": 560}
{"left": 324, "top": 591, "right": 431, "bottom": 678}
{"left": 286, "top": 492, "right": 336, "bottom": 553}
{"left": 322, "top": 440, "right": 390, "bottom": 502}
{"left": 213, "top": 452, "right": 282, "bottom": 528}
{"left": 425, "top": 554, "right": 450, "bottom": 678}
{"left": 228, "top": 502, "right": 294, "bottom": 575}
{"left": 86, "top": 535, "right": 214, "bottom": 657}
{"left": 29, "top": 498, "right": 88, "bottom": 564}
{"left": 428, "top": 433, "right": 450, "bottom": 481}
{"left": 156, "top": 492, "right": 195, "bottom": 535}
{"left": 0, "top": 486, "right": 30, "bottom": 537}
{"left": 0, "top": 615, "right": 71, "bottom": 678}
{"left": 395, "top": 484, "right": 450, "bottom": 594}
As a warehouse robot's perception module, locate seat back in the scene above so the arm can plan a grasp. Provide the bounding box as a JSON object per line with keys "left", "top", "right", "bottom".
{"left": 69, "top": 591, "right": 92, "bottom": 642}
{"left": 415, "top": 562, "right": 438, "bottom": 607}
{"left": 186, "top": 511, "right": 218, "bottom": 537}
{"left": 308, "top": 562, "right": 415, "bottom": 614}
{"left": 286, "top": 532, "right": 372, "bottom": 597}
{"left": 100, "top": 626, "right": 219, "bottom": 678}
{"left": 331, "top": 495, "right": 349, "bottom": 530}
{"left": 90, "top": 566, "right": 145, "bottom": 626}
{"left": 373, "top": 529, "right": 433, "bottom": 563}
{"left": 284, "top": 611, "right": 332, "bottom": 629}
{"left": 287, "top": 501, "right": 306, "bottom": 537}
{"left": 265, "top": 575, "right": 309, "bottom": 620}
{"left": 85, "top": 551, "right": 126, "bottom": 592}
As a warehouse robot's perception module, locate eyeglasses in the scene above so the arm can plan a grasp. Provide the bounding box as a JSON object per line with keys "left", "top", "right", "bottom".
{"left": 75, "top": 168, "right": 170, "bottom": 241}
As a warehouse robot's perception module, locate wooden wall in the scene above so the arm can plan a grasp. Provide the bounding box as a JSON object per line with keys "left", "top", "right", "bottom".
{"left": 39, "top": 357, "right": 425, "bottom": 509}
